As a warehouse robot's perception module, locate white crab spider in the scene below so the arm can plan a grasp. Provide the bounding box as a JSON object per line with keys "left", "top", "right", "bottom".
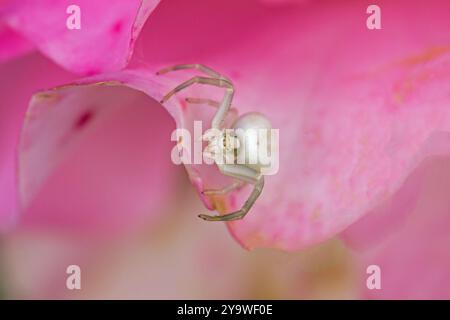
{"left": 157, "top": 64, "right": 273, "bottom": 221}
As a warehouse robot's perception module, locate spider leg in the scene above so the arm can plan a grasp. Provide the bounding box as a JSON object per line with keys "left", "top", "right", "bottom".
{"left": 202, "top": 180, "right": 245, "bottom": 196}
{"left": 199, "top": 164, "right": 262, "bottom": 221}
{"left": 160, "top": 76, "right": 234, "bottom": 129}
{"left": 185, "top": 97, "right": 239, "bottom": 120}
{"left": 185, "top": 97, "right": 220, "bottom": 107}
{"left": 199, "top": 176, "right": 264, "bottom": 221}
{"left": 216, "top": 164, "right": 261, "bottom": 184}
{"left": 156, "top": 63, "right": 228, "bottom": 80}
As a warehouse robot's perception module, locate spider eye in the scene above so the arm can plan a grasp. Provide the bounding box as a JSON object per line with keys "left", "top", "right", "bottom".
{"left": 222, "top": 135, "right": 227, "bottom": 147}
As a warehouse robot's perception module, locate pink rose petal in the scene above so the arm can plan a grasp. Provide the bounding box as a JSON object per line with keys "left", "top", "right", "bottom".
{"left": 0, "top": 22, "right": 33, "bottom": 63}
{"left": 3, "top": 0, "right": 450, "bottom": 252}
{"left": 0, "top": 53, "right": 74, "bottom": 231}
{"left": 1, "top": 0, "right": 160, "bottom": 74}
{"left": 260, "top": 0, "right": 311, "bottom": 6}
{"left": 0, "top": 53, "right": 181, "bottom": 235}
{"left": 18, "top": 68, "right": 181, "bottom": 235}
{"left": 134, "top": 0, "right": 450, "bottom": 250}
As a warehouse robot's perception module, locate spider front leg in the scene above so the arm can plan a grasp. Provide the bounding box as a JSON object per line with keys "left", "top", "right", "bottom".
{"left": 185, "top": 97, "right": 239, "bottom": 120}
{"left": 160, "top": 76, "right": 234, "bottom": 129}
{"left": 157, "top": 71, "right": 234, "bottom": 129}
{"left": 198, "top": 164, "right": 264, "bottom": 221}
{"left": 156, "top": 63, "right": 228, "bottom": 80}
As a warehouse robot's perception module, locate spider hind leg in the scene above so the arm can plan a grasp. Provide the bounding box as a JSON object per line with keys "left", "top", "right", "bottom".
{"left": 198, "top": 176, "right": 264, "bottom": 221}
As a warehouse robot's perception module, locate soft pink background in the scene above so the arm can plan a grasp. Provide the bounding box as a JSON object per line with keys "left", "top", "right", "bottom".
{"left": 1, "top": 0, "right": 449, "bottom": 299}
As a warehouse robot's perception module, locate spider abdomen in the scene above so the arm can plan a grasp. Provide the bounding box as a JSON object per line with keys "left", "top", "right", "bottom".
{"left": 232, "top": 112, "right": 273, "bottom": 171}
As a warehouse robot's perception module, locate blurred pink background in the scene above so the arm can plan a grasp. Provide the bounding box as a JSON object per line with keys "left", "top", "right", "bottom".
{"left": 1, "top": 0, "right": 450, "bottom": 299}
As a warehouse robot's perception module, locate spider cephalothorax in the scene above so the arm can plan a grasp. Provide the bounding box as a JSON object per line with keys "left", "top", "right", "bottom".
{"left": 203, "top": 129, "right": 240, "bottom": 165}
{"left": 158, "top": 64, "right": 274, "bottom": 221}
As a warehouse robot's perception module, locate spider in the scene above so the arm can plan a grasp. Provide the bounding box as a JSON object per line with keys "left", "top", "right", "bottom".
{"left": 157, "top": 64, "right": 273, "bottom": 221}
